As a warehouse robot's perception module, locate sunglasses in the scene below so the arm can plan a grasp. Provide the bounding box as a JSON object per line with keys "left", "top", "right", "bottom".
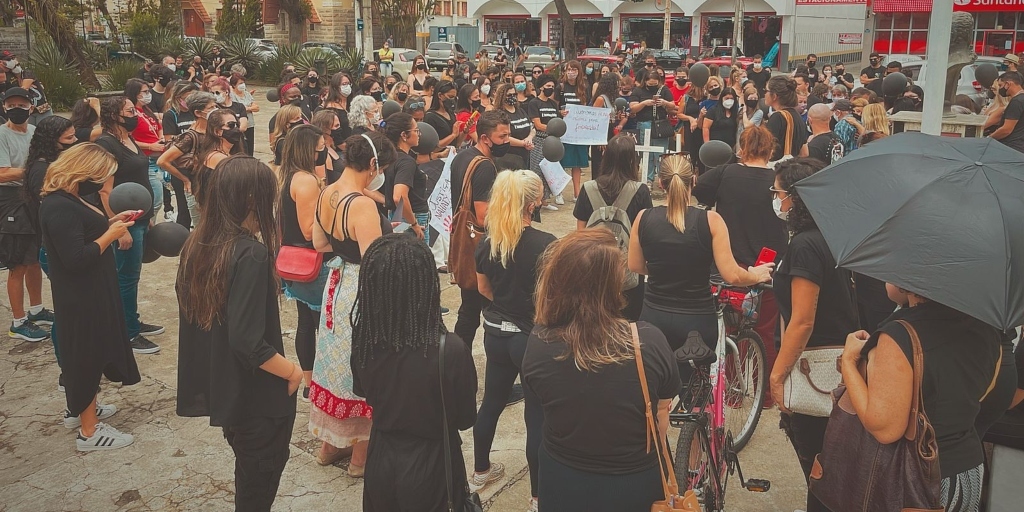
{"left": 407, "top": 102, "right": 425, "bottom": 110}
{"left": 532, "top": 70, "right": 542, "bottom": 74}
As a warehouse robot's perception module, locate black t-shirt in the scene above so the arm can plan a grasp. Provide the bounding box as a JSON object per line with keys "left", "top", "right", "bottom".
{"left": 475, "top": 227, "right": 556, "bottom": 332}
{"left": 766, "top": 108, "right": 809, "bottom": 161}
{"left": 557, "top": 84, "right": 586, "bottom": 109}
{"left": 745, "top": 66, "right": 772, "bottom": 95}
{"left": 630, "top": 85, "right": 673, "bottom": 123}
{"left": 866, "top": 302, "right": 1002, "bottom": 478}
{"left": 638, "top": 206, "right": 715, "bottom": 315}
{"left": 834, "top": 72, "right": 855, "bottom": 89}
{"left": 507, "top": 106, "right": 533, "bottom": 141}
{"left": 706, "top": 106, "right": 738, "bottom": 147}
{"left": 573, "top": 181, "right": 652, "bottom": 226}
{"left": 774, "top": 228, "right": 858, "bottom": 347}
{"left": 522, "top": 321, "right": 680, "bottom": 474}
{"left": 385, "top": 150, "right": 428, "bottom": 214}
{"left": 860, "top": 65, "right": 884, "bottom": 83}
{"left": 94, "top": 134, "right": 154, "bottom": 221}
{"left": 806, "top": 67, "right": 821, "bottom": 84}
{"left": 220, "top": 101, "right": 247, "bottom": 125}
{"left": 449, "top": 147, "right": 497, "bottom": 212}
{"left": 163, "top": 109, "right": 195, "bottom": 138}
{"left": 150, "top": 90, "right": 166, "bottom": 114}
{"left": 997, "top": 94, "right": 1024, "bottom": 153}
{"left": 526, "top": 96, "right": 560, "bottom": 134}
{"left": 692, "top": 164, "right": 787, "bottom": 267}
{"left": 806, "top": 130, "right": 844, "bottom": 164}
{"left": 424, "top": 110, "right": 454, "bottom": 143}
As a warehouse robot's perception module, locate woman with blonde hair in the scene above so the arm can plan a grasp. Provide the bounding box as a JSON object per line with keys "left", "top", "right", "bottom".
{"left": 629, "top": 153, "right": 773, "bottom": 389}
{"left": 471, "top": 170, "right": 553, "bottom": 509}
{"left": 860, "top": 102, "right": 890, "bottom": 136}
{"left": 387, "top": 81, "right": 411, "bottom": 104}
{"left": 40, "top": 142, "right": 141, "bottom": 451}
{"left": 522, "top": 229, "right": 677, "bottom": 511}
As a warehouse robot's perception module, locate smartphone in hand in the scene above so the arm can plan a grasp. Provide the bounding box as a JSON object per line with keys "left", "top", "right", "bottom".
{"left": 755, "top": 247, "right": 777, "bottom": 267}
{"left": 125, "top": 210, "right": 146, "bottom": 222}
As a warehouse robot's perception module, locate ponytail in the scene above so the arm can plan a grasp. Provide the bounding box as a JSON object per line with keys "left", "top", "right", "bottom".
{"left": 486, "top": 170, "right": 543, "bottom": 267}
{"left": 658, "top": 154, "right": 695, "bottom": 233}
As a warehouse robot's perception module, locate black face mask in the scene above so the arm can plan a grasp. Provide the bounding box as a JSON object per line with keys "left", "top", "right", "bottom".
{"left": 417, "top": 64, "right": 427, "bottom": 70}
{"left": 121, "top": 115, "right": 139, "bottom": 132}
{"left": 708, "top": 87, "right": 722, "bottom": 96}
{"left": 870, "top": 59, "right": 879, "bottom": 66}
{"left": 807, "top": 61, "right": 816, "bottom": 68}
{"left": 4, "top": 107, "right": 29, "bottom": 125}
{"left": 289, "top": 120, "right": 304, "bottom": 129}
{"left": 223, "top": 128, "right": 243, "bottom": 143}
{"left": 316, "top": 147, "right": 329, "bottom": 166}
{"left": 489, "top": 140, "right": 511, "bottom": 158}
{"left": 472, "top": 100, "right": 482, "bottom": 110}
{"left": 999, "top": 87, "right": 1010, "bottom": 98}
{"left": 159, "top": 76, "right": 172, "bottom": 87}
{"left": 676, "top": 78, "right": 688, "bottom": 87}
{"left": 745, "top": 99, "right": 759, "bottom": 110}
{"left": 836, "top": 68, "right": 845, "bottom": 74}
{"left": 78, "top": 179, "right": 104, "bottom": 196}
{"left": 443, "top": 99, "right": 456, "bottom": 112}
{"left": 987, "top": 89, "right": 997, "bottom": 99}
{"left": 505, "top": 95, "right": 517, "bottom": 106}
{"left": 541, "top": 87, "right": 554, "bottom": 97}
{"left": 396, "top": 92, "right": 408, "bottom": 101}
{"left": 290, "top": 98, "right": 303, "bottom": 107}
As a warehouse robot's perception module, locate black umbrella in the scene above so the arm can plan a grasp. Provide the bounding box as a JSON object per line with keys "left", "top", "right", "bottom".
{"left": 793, "top": 133, "right": 1024, "bottom": 330}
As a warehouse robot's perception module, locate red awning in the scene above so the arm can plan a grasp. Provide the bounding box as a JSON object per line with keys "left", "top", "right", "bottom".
{"left": 874, "top": 0, "right": 1024, "bottom": 12}
{"left": 182, "top": 0, "right": 213, "bottom": 23}
{"left": 872, "top": 0, "right": 931, "bottom": 12}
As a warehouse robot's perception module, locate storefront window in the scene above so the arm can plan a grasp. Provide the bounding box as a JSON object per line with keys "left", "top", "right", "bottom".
{"left": 977, "top": 13, "right": 998, "bottom": 30}
{"left": 894, "top": 13, "right": 911, "bottom": 30}
{"left": 485, "top": 19, "right": 542, "bottom": 46}
{"left": 891, "top": 30, "right": 911, "bottom": 54}
{"left": 875, "top": 30, "right": 891, "bottom": 54}
{"left": 911, "top": 13, "right": 930, "bottom": 29}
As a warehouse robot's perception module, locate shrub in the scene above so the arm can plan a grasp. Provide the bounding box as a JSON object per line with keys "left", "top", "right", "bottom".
{"left": 103, "top": 60, "right": 141, "bottom": 91}
{"left": 220, "top": 36, "right": 263, "bottom": 75}
{"left": 336, "top": 47, "right": 364, "bottom": 76}
{"left": 184, "top": 37, "right": 216, "bottom": 62}
{"left": 151, "top": 28, "right": 187, "bottom": 60}
{"left": 257, "top": 43, "right": 303, "bottom": 82}
{"left": 28, "top": 38, "right": 87, "bottom": 110}
{"left": 293, "top": 48, "right": 342, "bottom": 76}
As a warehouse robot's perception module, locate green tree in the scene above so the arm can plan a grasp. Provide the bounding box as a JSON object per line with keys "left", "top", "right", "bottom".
{"left": 375, "top": 0, "right": 436, "bottom": 49}
{"left": 23, "top": 0, "right": 101, "bottom": 89}
{"left": 216, "top": 0, "right": 262, "bottom": 39}
{"left": 554, "top": 0, "right": 576, "bottom": 61}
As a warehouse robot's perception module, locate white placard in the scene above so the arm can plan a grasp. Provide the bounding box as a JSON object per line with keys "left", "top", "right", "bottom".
{"left": 427, "top": 148, "right": 457, "bottom": 234}
{"left": 539, "top": 159, "right": 572, "bottom": 196}
{"left": 559, "top": 104, "right": 612, "bottom": 146}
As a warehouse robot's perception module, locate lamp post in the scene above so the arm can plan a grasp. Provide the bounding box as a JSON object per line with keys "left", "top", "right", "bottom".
{"left": 921, "top": 0, "right": 952, "bottom": 135}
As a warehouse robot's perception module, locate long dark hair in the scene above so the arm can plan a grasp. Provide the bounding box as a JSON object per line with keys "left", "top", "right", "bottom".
{"left": 429, "top": 80, "right": 456, "bottom": 114}
{"left": 125, "top": 78, "right": 154, "bottom": 119}
{"left": 383, "top": 112, "right": 415, "bottom": 144}
{"left": 99, "top": 96, "right": 130, "bottom": 135}
{"left": 177, "top": 156, "right": 280, "bottom": 330}
{"left": 69, "top": 98, "right": 98, "bottom": 130}
{"left": 324, "top": 71, "right": 352, "bottom": 107}
{"left": 27, "top": 116, "right": 73, "bottom": 164}
{"left": 279, "top": 124, "right": 322, "bottom": 182}
{"left": 193, "top": 109, "right": 242, "bottom": 174}
{"left": 594, "top": 72, "right": 620, "bottom": 106}
{"left": 455, "top": 83, "right": 476, "bottom": 114}
{"left": 598, "top": 134, "right": 639, "bottom": 199}
{"left": 774, "top": 157, "right": 823, "bottom": 234}
{"left": 561, "top": 60, "right": 589, "bottom": 104}
{"left": 351, "top": 234, "right": 445, "bottom": 368}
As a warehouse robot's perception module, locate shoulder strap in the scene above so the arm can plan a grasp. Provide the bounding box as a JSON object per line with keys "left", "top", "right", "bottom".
{"left": 612, "top": 181, "right": 641, "bottom": 210}
{"left": 438, "top": 333, "right": 455, "bottom": 512}
{"left": 631, "top": 323, "right": 680, "bottom": 503}
{"left": 316, "top": 190, "right": 360, "bottom": 241}
{"left": 457, "top": 155, "right": 488, "bottom": 218}
{"left": 896, "top": 320, "right": 926, "bottom": 441}
{"left": 779, "top": 109, "right": 794, "bottom": 156}
{"left": 584, "top": 181, "right": 606, "bottom": 211}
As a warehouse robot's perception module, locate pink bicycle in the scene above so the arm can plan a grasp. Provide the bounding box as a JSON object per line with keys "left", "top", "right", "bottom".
{"left": 670, "top": 279, "right": 771, "bottom": 511}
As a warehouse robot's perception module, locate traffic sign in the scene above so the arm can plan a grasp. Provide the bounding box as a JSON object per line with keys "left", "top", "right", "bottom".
{"left": 357, "top": 19, "right": 364, "bottom": 31}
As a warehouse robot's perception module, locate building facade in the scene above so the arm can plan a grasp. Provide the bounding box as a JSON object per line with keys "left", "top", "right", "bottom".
{"left": 870, "top": 1, "right": 1024, "bottom": 57}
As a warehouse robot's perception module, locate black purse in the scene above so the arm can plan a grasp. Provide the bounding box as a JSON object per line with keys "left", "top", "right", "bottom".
{"left": 651, "top": 86, "right": 676, "bottom": 139}
{"left": 439, "top": 334, "right": 484, "bottom": 512}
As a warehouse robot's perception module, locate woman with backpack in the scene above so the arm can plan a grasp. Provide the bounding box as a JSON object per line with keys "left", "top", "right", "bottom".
{"left": 628, "top": 153, "right": 773, "bottom": 392}
{"left": 470, "top": 170, "right": 554, "bottom": 511}
{"left": 573, "top": 134, "right": 653, "bottom": 321}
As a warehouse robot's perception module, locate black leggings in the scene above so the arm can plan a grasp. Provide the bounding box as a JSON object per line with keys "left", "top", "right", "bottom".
{"left": 244, "top": 127, "right": 255, "bottom": 156}
{"left": 295, "top": 302, "right": 319, "bottom": 372}
{"left": 171, "top": 176, "right": 191, "bottom": 229}
{"left": 780, "top": 412, "right": 831, "bottom": 512}
{"left": 537, "top": 445, "right": 662, "bottom": 512}
{"left": 473, "top": 330, "right": 543, "bottom": 497}
{"left": 638, "top": 305, "right": 718, "bottom": 385}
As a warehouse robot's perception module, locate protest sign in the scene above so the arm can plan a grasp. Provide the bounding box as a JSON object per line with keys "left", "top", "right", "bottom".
{"left": 560, "top": 104, "right": 611, "bottom": 145}
{"left": 427, "top": 148, "right": 457, "bottom": 234}
{"left": 539, "top": 158, "right": 572, "bottom": 196}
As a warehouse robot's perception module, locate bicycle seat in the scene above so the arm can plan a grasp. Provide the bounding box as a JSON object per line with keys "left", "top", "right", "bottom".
{"left": 674, "top": 330, "right": 717, "bottom": 366}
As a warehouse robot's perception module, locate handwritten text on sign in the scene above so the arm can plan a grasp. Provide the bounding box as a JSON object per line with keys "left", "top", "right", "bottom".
{"left": 427, "top": 148, "right": 457, "bottom": 234}
{"left": 560, "top": 104, "right": 612, "bottom": 146}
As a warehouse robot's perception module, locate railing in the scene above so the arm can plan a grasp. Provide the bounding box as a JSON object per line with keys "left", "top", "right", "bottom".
{"left": 788, "top": 31, "right": 864, "bottom": 69}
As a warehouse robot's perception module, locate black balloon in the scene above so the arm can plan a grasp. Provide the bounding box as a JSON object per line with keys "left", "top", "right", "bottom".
{"left": 382, "top": 100, "right": 402, "bottom": 119}
{"left": 266, "top": 88, "right": 279, "bottom": 103}
{"left": 546, "top": 118, "right": 567, "bottom": 137}
{"left": 614, "top": 97, "right": 629, "bottom": 110}
{"left": 699, "top": 140, "right": 734, "bottom": 168}
{"left": 142, "top": 244, "right": 160, "bottom": 264}
{"left": 415, "top": 122, "right": 440, "bottom": 154}
{"left": 690, "top": 63, "right": 711, "bottom": 88}
{"left": 976, "top": 63, "right": 999, "bottom": 88}
{"left": 109, "top": 182, "right": 153, "bottom": 217}
{"left": 882, "top": 72, "right": 908, "bottom": 97}
{"left": 542, "top": 136, "right": 564, "bottom": 162}
{"left": 147, "top": 221, "right": 190, "bottom": 257}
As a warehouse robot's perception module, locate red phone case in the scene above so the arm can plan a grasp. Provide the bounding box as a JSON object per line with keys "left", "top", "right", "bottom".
{"left": 755, "top": 247, "right": 777, "bottom": 266}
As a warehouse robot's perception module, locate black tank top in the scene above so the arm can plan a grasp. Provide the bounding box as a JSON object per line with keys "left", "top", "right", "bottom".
{"left": 316, "top": 191, "right": 393, "bottom": 263}
{"left": 638, "top": 206, "right": 715, "bottom": 314}
{"left": 281, "top": 171, "right": 315, "bottom": 249}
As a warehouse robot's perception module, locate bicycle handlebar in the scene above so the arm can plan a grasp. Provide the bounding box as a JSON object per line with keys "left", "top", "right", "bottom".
{"left": 709, "top": 277, "right": 773, "bottom": 292}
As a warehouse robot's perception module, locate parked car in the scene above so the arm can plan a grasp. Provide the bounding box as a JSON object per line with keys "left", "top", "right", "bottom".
{"left": 698, "top": 46, "right": 754, "bottom": 68}
{"left": 302, "top": 41, "right": 346, "bottom": 57}
{"left": 426, "top": 41, "right": 468, "bottom": 70}
{"left": 517, "top": 46, "right": 560, "bottom": 72}
{"left": 650, "top": 49, "right": 684, "bottom": 70}
{"left": 577, "top": 47, "right": 619, "bottom": 67}
{"left": 884, "top": 56, "right": 1000, "bottom": 108}
{"left": 479, "top": 44, "right": 505, "bottom": 59}
{"left": 386, "top": 48, "right": 421, "bottom": 79}
{"left": 247, "top": 38, "right": 278, "bottom": 51}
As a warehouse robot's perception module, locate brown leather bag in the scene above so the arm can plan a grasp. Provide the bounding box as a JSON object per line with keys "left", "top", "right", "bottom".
{"left": 449, "top": 156, "right": 488, "bottom": 290}
{"left": 630, "top": 324, "right": 701, "bottom": 512}
{"left": 808, "top": 320, "right": 943, "bottom": 512}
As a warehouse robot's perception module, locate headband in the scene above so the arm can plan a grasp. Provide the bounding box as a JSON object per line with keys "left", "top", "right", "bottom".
{"left": 361, "top": 133, "right": 378, "bottom": 169}
{"left": 279, "top": 83, "right": 298, "bottom": 104}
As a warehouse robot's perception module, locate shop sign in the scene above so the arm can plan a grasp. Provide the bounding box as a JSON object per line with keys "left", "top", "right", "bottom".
{"left": 795, "top": 0, "right": 866, "bottom": 4}
{"left": 954, "top": 0, "right": 1024, "bottom": 12}
{"left": 838, "top": 33, "right": 863, "bottom": 45}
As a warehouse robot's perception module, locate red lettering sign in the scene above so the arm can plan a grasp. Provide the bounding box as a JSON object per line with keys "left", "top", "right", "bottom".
{"left": 954, "top": 0, "right": 1024, "bottom": 11}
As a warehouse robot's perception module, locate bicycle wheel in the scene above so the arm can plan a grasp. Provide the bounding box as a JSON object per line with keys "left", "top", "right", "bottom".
{"left": 722, "top": 330, "right": 767, "bottom": 452}
{"left": 674, "top": 420, "right": 717, "bottom": 509}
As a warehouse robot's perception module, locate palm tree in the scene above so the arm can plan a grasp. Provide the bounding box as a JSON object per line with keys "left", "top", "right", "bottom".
{"left": 24, "top": 0, "right": 100, "bottom": 89}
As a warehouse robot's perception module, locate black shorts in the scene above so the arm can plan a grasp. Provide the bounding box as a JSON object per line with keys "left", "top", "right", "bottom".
{"left": 0, "top": 187, "right": 39, "bottom": 268}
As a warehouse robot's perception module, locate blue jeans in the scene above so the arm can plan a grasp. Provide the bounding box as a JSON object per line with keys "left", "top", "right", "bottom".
{"left": 148, "top": 158, "right": 164, "bottom": 216}
{"left": 637, "top": 120, "right": 669, "bottom": 183}
{"left": 415, "top": 212, "right": 430, "bottom": 246}
{"left": 114, "top": 223, "right": 148, "bottom": 339}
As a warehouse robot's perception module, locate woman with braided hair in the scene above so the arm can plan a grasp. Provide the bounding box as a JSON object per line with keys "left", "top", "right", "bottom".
{"left": 352, "top": 233, "right": 477, "bottom": 511}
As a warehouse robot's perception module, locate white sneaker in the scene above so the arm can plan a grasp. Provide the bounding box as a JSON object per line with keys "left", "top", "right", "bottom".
{"left": 554, "top": 194, "right": 565, "bottom": 205}
{"left": 76, "top": 422, "right": 134, "bottom": 452}
{"left": 542, "top": 204, "right": 558, "bottom": 211}
{"left": 64, "top": 404, "right": 118, "bottom": 429}
{"left": 468, "top": 462, "right": 505, "bottom": 492}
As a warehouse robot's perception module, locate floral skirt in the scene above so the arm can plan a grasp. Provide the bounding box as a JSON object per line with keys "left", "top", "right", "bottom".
{"left": 308, "top": 257, "right": 372, "bottom": 448}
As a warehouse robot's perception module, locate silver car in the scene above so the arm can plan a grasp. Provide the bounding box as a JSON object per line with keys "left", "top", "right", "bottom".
{"left": 426, "top": 42, "right": 467, "bottom": 70}
{"left": 516, "top": 46, "right": 559, "bottom": 73}
{"left": 893, "top": 56, "right": 1002, "bottom": 109}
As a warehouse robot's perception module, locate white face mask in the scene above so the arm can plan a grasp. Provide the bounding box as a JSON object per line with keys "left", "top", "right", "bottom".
{"left": 340, "top": 84, "right": 352, "bottom": 96}
{"left": 372, "top": 110, "right": 382, "bottom": 124}
{"left": 5, "top": 59, "right": 17, "bottom": 69}
{"left": 214, "top": 92, "right": 225, "bottom": 104}
{"left": 139, "top": 92, "right": 152, "bottom": 105}
{"left": 368, "top": 169, "right": 385, "bottom": 191}
{"left": 237, "top": 83, "right": 247, "bottom": 92}
{"left": 11, "top": 65, "right": 22, "bottom": 75}
{"left": 722, "top": 99, "right": 735, "bottom": 109}
{"left": 566, "top": 71, "right": 578, "bottom": 80}
{"left": 480, "top": 84, "right": 491, "bottom": 96}
{"left": 773, "top": 196, "right": 789, "bottom": 221}
{"left": 167, "top": 63, "right": 177, "bottom": 72}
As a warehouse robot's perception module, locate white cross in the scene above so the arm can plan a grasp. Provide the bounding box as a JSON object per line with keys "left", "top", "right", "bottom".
{"left": 634, "top": 129, "right": 685, "bottom": 180}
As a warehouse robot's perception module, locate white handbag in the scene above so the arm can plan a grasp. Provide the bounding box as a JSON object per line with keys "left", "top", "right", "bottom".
{"left": 783, "top": 347, "right": 844, "bottom": 417}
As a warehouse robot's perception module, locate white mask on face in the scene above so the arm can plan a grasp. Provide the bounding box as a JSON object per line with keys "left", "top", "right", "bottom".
{"left": 214, "top": 92, "right": 225, "bottom": 103}
{"left": 773, "top": 196, "right": 789, "bottom": 221}
{"left": 722, "top": 99, "right": 735, "bottom": 109}
{"left": 139, "top": 92, "right": 152, "bottom": 105}
{"left": 12, "top": 65, "right": 22, "bottom": 75}
{"left": 340, "top": 84, "right": 353, "bottom": 96}
{"left": 480, "top": 84, "right": 491, "bottom": 96}
{"left": 368, "top": 170, "right": 385, "bottom": 191}
{"left": 167, "top": 63, "right": 176, "bottom": 72}
{"left": 238, "top": 83, "right": 247, "bottom": 92}
{"left": 5, "top": 59, "right": 17, "bottom": 69}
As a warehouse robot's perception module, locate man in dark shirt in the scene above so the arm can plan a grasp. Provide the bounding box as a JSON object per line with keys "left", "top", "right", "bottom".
{"left": 860, "top": 52, "right": 885, "bottom": 87}
{"left": 866, "top": 61, "right": 902, "bottom": 97}
{"left": 990, "top": 71, "right": 1024, "bottom": 153}
{"left": 834, "top": 62, "right": 855, "bottom": 91}
{"left": 806, "top": 103, "right": 842, "bottom": 164}
{"left": 746, "top": 54, "right": 772, "bottom": 97}
{"left": 449, "top": 110, "right": 511, "bottom": 350}
{"left": 805, "top": 54, "right": 821, "bottom": 84}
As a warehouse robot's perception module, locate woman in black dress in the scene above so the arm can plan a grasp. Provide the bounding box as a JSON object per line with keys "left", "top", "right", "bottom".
{"left": 702, "top": 88, "right": 740, "bottom": 148}
{"left": 176, "top": 156, "right": 302, "bottom": 512}
{"left": 352, "top": 234, "right": 477, "bottom": 512}
{"left": 39, "top": 143, "right": 141, "bottom": 451}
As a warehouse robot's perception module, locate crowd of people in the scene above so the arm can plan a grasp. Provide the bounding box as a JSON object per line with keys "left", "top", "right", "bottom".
{"left": 1, "top": 42, "right": 1023, "bottom": 512}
